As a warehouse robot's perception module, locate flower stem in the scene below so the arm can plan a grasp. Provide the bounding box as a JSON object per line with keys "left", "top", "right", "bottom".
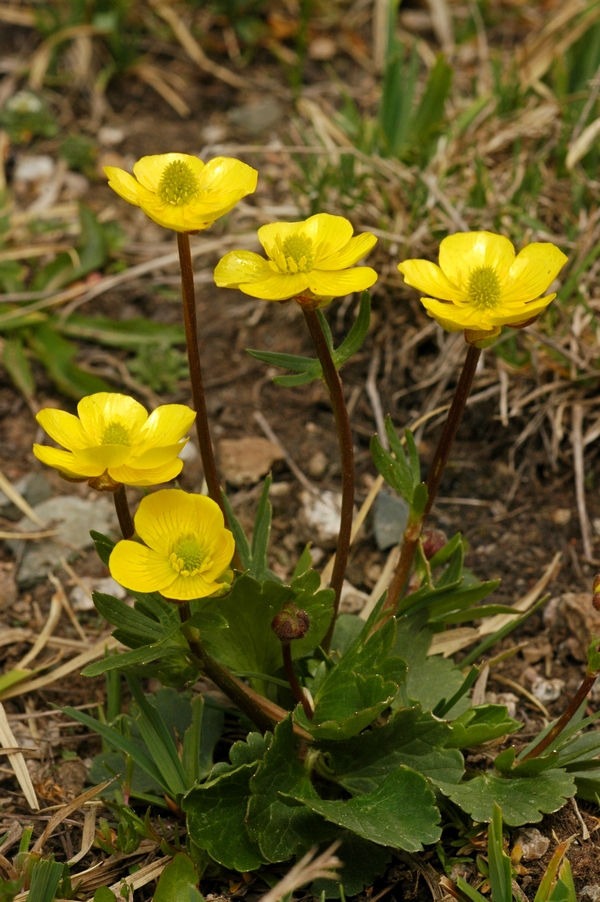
{"left": 300, "top": 305, "right": 354, "bottom": 653}
{"left": 179, "top": 602, "right": 273, "bottom": 734}
{"left": 113, "top": 485, "right": 135, "bottom": 539}
{"left": 282, "top": 643, "right": 313, "bottom": 720}
{"left": 422, "top": 343, "right": 481, "bottom": 521}
{"left": 521, "top": 669, "right": 600, "bottom": 760}
{"left": 176, "top": 232, "right": 224, "bottom": 516}
{"left": 382, "top": 343, "right": 481, "bottom": 618}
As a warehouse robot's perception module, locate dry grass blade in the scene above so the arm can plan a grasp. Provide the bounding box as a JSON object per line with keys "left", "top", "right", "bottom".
{"left": 260, "top": 843, "right": 341, "bottom": 902}
{"left": 133, "top": 62, "right": 191, "bottom": 118}
{"left": 103, "top": 856, "right": 171, "bottom": 899}
{"left": 0, "top": 703, "right": 39, "bottom": 810}
{"left": 572, "top": 403, "right": 594, "bottom": 561}
{"left": 0, "top": 469, "right": 44, "bottom": 525}
{"left": 16, "top": 590, "right": 63, "bottom": 670}
{"left": 0, "top": 4, "right": 34, "bottom": 25}
{"left": 28, "top": 24, "right": 107, "bottom": 91}
{"left": 49, "top": 572, "right": 88, "bottom": 644}
{"left": 517, "top": 0, "right": 600, "bottom": 87}
{"left": 68, "top": 802, "right": 101, "bottom": 865}
{"left": 149, "top": 0, "right": 246, "bottom": 89}
{"left": 32, "top": 782, "right": 112, "bottom": 854}
{"left": 0, "top": 635, "right": 120, "bottom": 701}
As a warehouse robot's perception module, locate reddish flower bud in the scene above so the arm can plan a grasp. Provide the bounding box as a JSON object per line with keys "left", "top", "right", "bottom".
{"left": 593, "top": 574, "right": 600, "bottom": 612}
{"left": 422, "top": 528, "right": 447, "bottom": 560}
{"left": 271, "top": 602, "right": 310, "bottom": 643}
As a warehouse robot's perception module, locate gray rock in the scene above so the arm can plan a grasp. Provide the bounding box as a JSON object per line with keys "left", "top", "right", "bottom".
{"left": 0, "top": 471, "right": 53, "bottom": 520}
{"left": 227, "top": 98, "right": 283, "bottom": 136}
{"left": 9, "top": 494, "right": 118, "bottom": 585}
{"left": 373, "top": 490, "right": 409, "bottom": 550}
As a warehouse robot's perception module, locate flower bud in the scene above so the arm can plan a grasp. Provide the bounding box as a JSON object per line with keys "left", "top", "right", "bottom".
{"left": 593, "top": 574, "right": 600, "bottom": 612}
{"left": 422, "top": 528, "right": 447, "bottom": 560}
{"left": 271, "top": 602, "right": 310, "bottom": 643}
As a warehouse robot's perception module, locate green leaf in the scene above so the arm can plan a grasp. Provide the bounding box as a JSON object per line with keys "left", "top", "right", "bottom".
{"left": 127, "top": 676, "right": 188, "bottom": 796}
{"left": 488, "top": 804, "right": 512, "bottom": 902}
{"left": 439, "top": 770, "right": 576, "bottom": 825}
{"left": 57, "top": 314, "right": 185, "bottom": 349}
{"left": 370, "top": 433, "right": 413, "bottom": 502}
{"left": 304, "top": 620, "right": 407, "bottom": 740}
{"left": 546, "top": 858, "right": 577, "bottom": 902}
{"left": 3, "top": 335, "right": 35, "bottom": 402}
{"left": 247, "top": 717, "right": 331, "bottom": 861}
{"left": 153, "top": 853, "right": 200, "bottom": 902}
{"left": 82, "top": 638, "right": 183, "bottom": 677}
{"left": 62, "top": 705, "right": 167, "bottom": 790}
{"left": 246, "top": 348, "right": 320, "bottom": 374}
{"left": 183, "top": 763, "right": 266, "bottom": 871}
{"left": 320, "top": 705, "right": 464, "bottom": 794}
{"left": 311, "top": 833, "right": 390, "bottom": 898}
{"left": 200, "top": 574, "right": 333, "bottom": 687}
{"left": 93, "top": 888, "right": 117, "bottom": 902}
{"left": 27, "top": 859, "right": 64, "bottom": 902}
{"left": 289, "top": 767, "right": 441, "bottom": 851}
{"left": 25, "top": 323, "right": 111, "bottom": 399}
{"left": 221, "top": 492, "right": 252, "bottom": 570}
{"left": 92, "top": 592, "right": 169, "bottom": 642}
{"left": 447, "top": 706, "right": 522, "bottom": 749}
{"left": 332, "top": 291, "right": 371, "bottom": 367}
{"left": 410, "top": 54, "right": 453, "bottom": 147}
{"left": 91, "top": 530, "right": 115, "bottom": 566}
{"left": 250, "top": 475, "right": 272, "bottom": 582}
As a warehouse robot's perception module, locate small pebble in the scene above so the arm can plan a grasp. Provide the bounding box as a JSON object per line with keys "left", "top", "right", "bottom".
{"left": 551, "top": 508, "right": 571, "bottom": 525}
{"left": 512, "top": 827, "right": 550, "bottom": 861}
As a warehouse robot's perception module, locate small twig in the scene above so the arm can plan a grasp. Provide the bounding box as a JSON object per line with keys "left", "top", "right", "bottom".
{"left": 366, "top": 346, "right": 387, "bottom": 448}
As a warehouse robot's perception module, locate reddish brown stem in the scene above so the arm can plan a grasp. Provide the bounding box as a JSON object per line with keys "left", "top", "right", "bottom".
{"left": 179, "top": 602, "right": 273, "bottom": 733}
{"left": 381, "top": 343, "right": 481, "bottom": 618}
{"left": 283, "top": 643, "right": 313, "bottom": 720}
{"left": 113, "top": 485, "right": 135, "bottom": 539}
{"left": 177, "top": 232, "right": 224, "bottom": 516}
{"left": 521, "top": 670, "right": 599, "bottom": 760}
{"left": 301, "top": 306, "right": 354, "bottom": 653}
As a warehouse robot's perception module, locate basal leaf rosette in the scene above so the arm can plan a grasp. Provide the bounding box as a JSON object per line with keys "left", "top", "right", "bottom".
{"left": 214, "top": 213, "right": 378, "bottom": 307}
{"left": 33, "top": 392, "right": 195, "bottom": 489}
{"left": 109, "top": 489, "right": 235, "bottom": 601}
{"left": 104, "top": 153, "right": 258, "bottom": 233}
{"left": 398, "top": 231, "right": 568, "bottom": 346}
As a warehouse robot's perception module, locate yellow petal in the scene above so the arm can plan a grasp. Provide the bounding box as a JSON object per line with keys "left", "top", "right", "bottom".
{"left": 487, "top": 293, "right": 556, "bottom": 326}
{"left": 258, "top": 214, "right": 354, "bottom": 263}
{"left": 135, "top": 405, "right": 195, "bottom": 449}
{"left": 77, "top": 393, "right": 148, "bottom": 443}
{"left": 214, "top": 251, "right": 272, "bottom": 288}
{"left": 161, "top": 572, "right": 224, "bottom": 600}
{"left": 35, "top": 409, "right": 88, "bottom": 451}
{"left": 202, "top": 529, "right": 235, "bottom": 581}
{"left": 238, "top": 272, "right": 310, "bottom": 300}
{"left": 108, "top": 458, "right": 184, "bottom": 486}
{"left": 420, "top": 298, "right": 493, "bottom": 331}
{"left": 500, "top": 244, "right": 568, "bottom": 304}
{"left": 133, "top": 197, "right": 212, "bottom": 233}
{"left": 32, "top": 445, "right": 102, "bottom": 477}
{"left": 398, "top": 259, "right": 463, "bottom": 302}
{"left": 318, "top": 232, "right": 377, "bottom": 270}
{"left": 130, "top": 442, "right": 188, "bottom": 469}
{"left": 307, "top": 267, "right": 378, "bottom": 298}
{"left": 104, "top": 167, "right": 143, "bottom": 207}
{"left": 439, "top": 232, "right": 515, "bottom": 288}
{"left": 133, "top": 153, "right": 205, "bottom": 193}
{"left": 109, "top": 541, "right": 177, "bottom": 593}
{"left": 197, "top": 156, "right": 258, "bottom": 199}
{"left": 133, "top": 489, "right": 223, "bottom": 555}
{"left": 77, "top": 444, "right": 132, "bottom": 469}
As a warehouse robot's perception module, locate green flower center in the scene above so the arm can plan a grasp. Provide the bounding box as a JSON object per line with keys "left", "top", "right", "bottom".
{"left": 157, "top": 161, "right": 200, "bottom": 206}
{"left": 271, "top": 234, "right": 314, "bottom": 274}
{"left": 467, "top": 266, "right": 501, "bottom": 308}
{"left": 170, "top": 534, "right": 212, "bottom": 577}
{"left": 102, "top": 421, "right": 131, "bottom": 445}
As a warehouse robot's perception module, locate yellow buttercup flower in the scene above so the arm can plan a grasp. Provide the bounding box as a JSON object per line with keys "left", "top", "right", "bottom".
{"left": 398, "top": 231, "right": 568, "bottom": 344}
{"left": 33, "top": 393, "right": 195, "bottom": 488}
{"left": 214, "top": 213, "right": 378, "bottom": 306}
{"left": 109, "top": 489, "right": 235, "bottom": 601}
{"left": 104, "top": 153, "right": 258, "bottom": 233}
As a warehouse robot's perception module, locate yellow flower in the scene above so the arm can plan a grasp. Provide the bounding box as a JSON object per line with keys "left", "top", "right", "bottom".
{"left": 398, "top": 231, "right": 568, "bottom": 344}
{"left": 33, "top": 393, "right": 195, "bottom": 487}
{"left": 104, "top": 153, "right": 258, "bottom": 233}
{"left": 109, "top": 489, "right": 235, "bottom": 601}
{"left": 214, "top": 213, "right": 378, "bottom": 305}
